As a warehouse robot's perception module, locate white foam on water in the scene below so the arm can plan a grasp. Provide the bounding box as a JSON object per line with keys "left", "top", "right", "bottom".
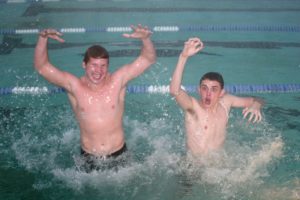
{"left": 51, "top": 161, "right": 145, "bottom": 191}
{"left": 258, "top": 178, "right": 300, "bottom": 200}
{"left": 11, "top": 113, "right": 79, "bottom": 172}
{"left": 50, "top": 117, "right": 182, "bottom": 193}
{"left": 10, "top": 111, "right": 288, "bottom": 199}
{"left": 61, "top": 129, "right": 79, "bottom": 145}
{"left": 174, "top": 119, "right": 285, "bottom": 199}
{"left": 227, "top": 137, "right": 283, "bottom": 183}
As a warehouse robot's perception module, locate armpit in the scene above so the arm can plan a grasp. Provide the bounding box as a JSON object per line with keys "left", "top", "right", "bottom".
{"left": 186, "top": 108, "right": 197, "bottom": 120}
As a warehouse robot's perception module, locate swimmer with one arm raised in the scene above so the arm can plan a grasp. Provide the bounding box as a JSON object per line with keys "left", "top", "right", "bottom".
{"left": 170, "top": 37, "right": 263, "bottom": 156}
{"left": 34, "top": 24, "right": 156, "bottom": 172}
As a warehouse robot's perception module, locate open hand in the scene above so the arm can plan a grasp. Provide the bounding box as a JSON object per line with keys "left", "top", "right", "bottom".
{"left": 123, "top": 24, "right": 152, "bottom": 40}
{"left": 181, "top": 37, "right": 204, "bottom": 57}
{"left": 242, "top": 106, "right": 262, "bottom": 123}
{"left": 39, "top": 29, "right": 65, "bottom": 43}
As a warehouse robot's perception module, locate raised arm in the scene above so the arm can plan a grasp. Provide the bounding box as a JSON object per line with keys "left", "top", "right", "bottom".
{"left": 118, "top": 24, "right": 156, "bottom": 86}
{"left": 34, "top": 29, "right": 76, "bottom": 92}
{"left": 170, "top": 38, "right": 204, "bottom": 111}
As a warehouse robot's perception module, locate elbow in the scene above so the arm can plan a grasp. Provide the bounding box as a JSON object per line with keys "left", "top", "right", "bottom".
{"left": 170, "top": 91, "right": 177, "bottom": 97}
{"left": 34, "top": 55, "right": 44, "bottom": 72}
{"left": 152, "top": 51, "right": 157, "bottom": 64}
{"left": 147, "top": 58, "right": 156, "bottom": 66}
{"left": 143, "top": 56, "right": 156, "bottom": 69}
{"left": 34, "top": 61, "right": 41, "bottom": 72}
{"left": 148, "top": 52, "right": 157, "bottom": 65}
{"left": 34, "top": 60, "right": 48, "bottom": 75}
{"left": 34, "top": 61, "right": 43, "bottom": 74}
{"left": 146, "top": 48, "right": 157, "bottom": 65}
{"left": 151, "top": 57, "right": 156, "bottom": 65}
{"left": 170, "top": 91, "right": 178, "bottom": 97}
{"left": 169, "top": 86, "right": 179, "bottom": 97}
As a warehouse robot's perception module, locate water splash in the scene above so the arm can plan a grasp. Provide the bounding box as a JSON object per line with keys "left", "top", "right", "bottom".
{"left": 6, "top": 107, "right": 289, "bottom": 199}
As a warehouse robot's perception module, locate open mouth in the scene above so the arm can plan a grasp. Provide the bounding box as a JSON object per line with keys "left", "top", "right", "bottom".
{"left": 92, "top": 73, "right": 102, "bottom": 79}
{"left": 204, "top": 98, "right": 211, "bottom": 105}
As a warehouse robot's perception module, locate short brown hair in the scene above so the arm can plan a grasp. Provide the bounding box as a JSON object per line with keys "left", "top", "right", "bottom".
{"left": 200, "top": 72, "right": 224, "bottom": 89}
{"left": 83, "top": 45, "right": 109, "bottom": 64}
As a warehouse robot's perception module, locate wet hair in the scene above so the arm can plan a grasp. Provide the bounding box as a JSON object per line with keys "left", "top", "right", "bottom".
{"left": 83, "top": 45, "right": 109, "bottom": 64}
{"left": 199, "top": 72, "right": 224, "bottom": 89}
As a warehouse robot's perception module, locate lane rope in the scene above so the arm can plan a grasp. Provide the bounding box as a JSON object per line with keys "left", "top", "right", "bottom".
{"left": 1, "top": 25, "right": 300, "bottom": 35}
{"left": 1, "top": 84, "right": 300, "bottom": 95}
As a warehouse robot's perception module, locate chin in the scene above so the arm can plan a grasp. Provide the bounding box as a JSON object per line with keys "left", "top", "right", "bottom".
{"left": 90, "top": 76, "right": 103, "bottom": 84}
{"left": 201, "top": 101, "right": 211, "bottom": 107}
{"left": 204, "top": 105, "right": 212, "bottom": 109}
{"left": 92, "top": 80, "right": 102, "bottom": 84}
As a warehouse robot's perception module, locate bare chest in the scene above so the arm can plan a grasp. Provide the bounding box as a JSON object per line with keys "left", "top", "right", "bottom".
{"left": 81, "top": 91, "right": 120, "bottom": 111}
{"left": 69, "top": 83, "right": 125, "bottom": 119}
{"left": 186, "top": 105, "right": 229, "bottom": 136}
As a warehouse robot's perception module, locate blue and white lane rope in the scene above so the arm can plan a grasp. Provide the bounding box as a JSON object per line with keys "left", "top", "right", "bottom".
{"left": 1, "top": 25, "right": 300, "bottom": 35}
{"left": 1, "top": 84, "right": 300, "bottom": 96}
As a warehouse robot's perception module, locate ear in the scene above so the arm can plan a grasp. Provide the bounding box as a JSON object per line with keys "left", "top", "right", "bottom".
{"left": 197, "top": 85, "right": 201, "bottom": 95}
{"left": 82, "top": 62, "right": 86, "bottom": 69}
{"left": 220, "top": 89, "right": 225, "bottom": 97}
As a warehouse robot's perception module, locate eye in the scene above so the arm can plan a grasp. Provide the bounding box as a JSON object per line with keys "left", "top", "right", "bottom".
{"left": 200, "top": 86, "right": 208, "bottom": 91}
{"left": 90, "top": 63, "right": 97, "bottom": 67}
{"left": 212, "top": 87, "right": 219, "bottom": 92}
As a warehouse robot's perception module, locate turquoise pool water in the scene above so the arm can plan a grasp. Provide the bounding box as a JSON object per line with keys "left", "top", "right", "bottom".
{"left": 1, "top": 0, "right": 300, "bottom": 199}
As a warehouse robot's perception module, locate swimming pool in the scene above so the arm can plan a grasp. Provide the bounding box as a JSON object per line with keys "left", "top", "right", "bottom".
{"left": 0, "top": 0, "right": 300, "bottom": 199}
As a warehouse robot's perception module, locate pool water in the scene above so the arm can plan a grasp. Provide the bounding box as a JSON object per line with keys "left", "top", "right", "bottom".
{"left": 1, "top": 0, "right": 300, "bottom": 199}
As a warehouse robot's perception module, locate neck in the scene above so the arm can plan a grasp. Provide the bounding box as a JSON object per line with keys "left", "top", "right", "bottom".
{"left": 200, "top": 102, "right": 219, "bottom": 114}
{"left": 82, "top": 75, "right": 109, "bottom": 91}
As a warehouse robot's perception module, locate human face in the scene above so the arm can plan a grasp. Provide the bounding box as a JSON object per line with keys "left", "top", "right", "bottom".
{"left": 198, "top": 79, "right": 224, "bottom": 109}
{"left": 83, "top": 57, "right": 109, "bottom": 84}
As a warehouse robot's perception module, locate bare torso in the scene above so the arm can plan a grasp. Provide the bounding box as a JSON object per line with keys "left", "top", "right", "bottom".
{"left": 34, "top": 25, "right": 156, "bottom": 157}
{"left": 185, "top": 98, "right": 230, "bottom": 155}
{"left": 67, "top": 74, "right": 125, "bottom": 156}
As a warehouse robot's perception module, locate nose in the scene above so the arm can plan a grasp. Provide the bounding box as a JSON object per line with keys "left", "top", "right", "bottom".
{"left": 206, "top": 89, "right": 212, "bottom": 97}
{"left": 93, "top": 65, "right": 102, "bottom": 73}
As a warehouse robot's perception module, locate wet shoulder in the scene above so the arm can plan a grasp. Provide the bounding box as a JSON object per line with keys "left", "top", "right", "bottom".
{"left": 219, "top": 95, "right": 231, "bottom": 118}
